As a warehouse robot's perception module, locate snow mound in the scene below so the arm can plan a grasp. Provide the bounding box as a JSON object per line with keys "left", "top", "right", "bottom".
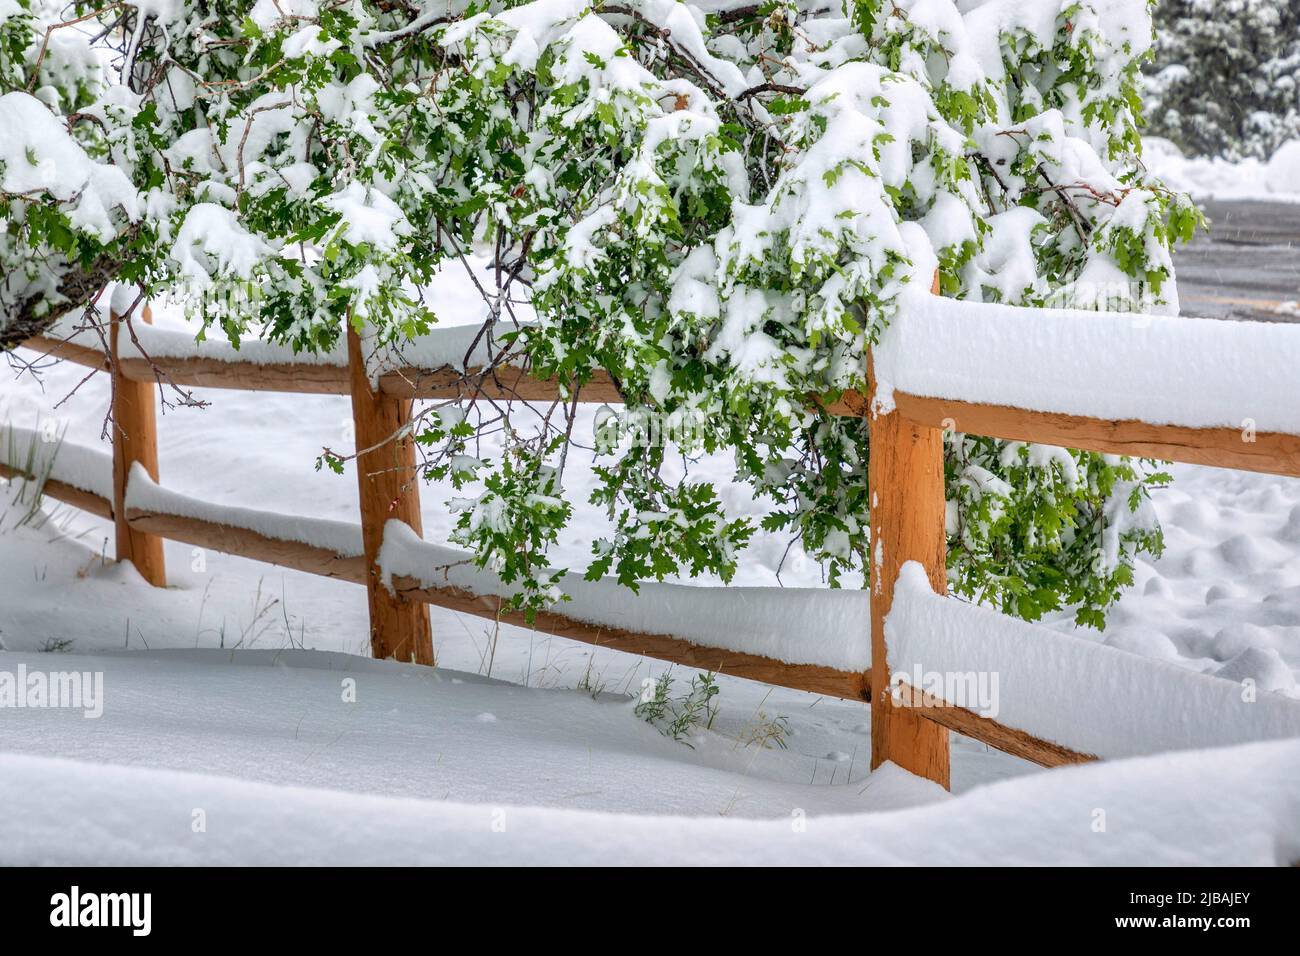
{"left": 1265, "top": 141, "right": 1300, "bottom": 196}
{"left": 2, "top": 737, "right": 1297, "bottom": 865}
{"left": 1216, "top": 647, "right": 1298, "bottom": 697}
{"left": 1142, "top": 136, "right": 1300, "bottom": 202}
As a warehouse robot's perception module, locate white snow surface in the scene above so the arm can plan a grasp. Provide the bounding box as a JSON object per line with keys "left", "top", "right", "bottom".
{"left": 1265, "top": 141, "right": 1300, "bottom": 197}
{"left": 0, "top": 648, "right": 1297, "bottom": 865}
{"left": 875, "top": 286, "right": 1300, "bottom": 433}
{"left": 0, "top": 648, "right": 937, "bottom": 823}
{"left": 887, "top": 563, "right": 1300, "bottom": 759}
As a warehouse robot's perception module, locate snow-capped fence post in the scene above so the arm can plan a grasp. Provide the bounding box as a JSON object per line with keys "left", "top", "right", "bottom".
{"left": 110, "top": 307, "right": 166, "bottom": 587}
{"left": 346, "top": 325, "right": 434, "bottom": 665}
{"left": 866, "top": 277, "right": 950, "bottom": 788}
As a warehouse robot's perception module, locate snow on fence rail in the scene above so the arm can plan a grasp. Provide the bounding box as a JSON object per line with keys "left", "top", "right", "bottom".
{"left": 25, "top": 315, "right": 623, "bottom": 404}
{"left": 886, "top": 563, "right": 1300, "bottom": 764}
{"left": 874, "top": 287, "right": 1300, "bottom": 478}
{"left": 9, "top": 288, "right": 1300, "bottom": 789}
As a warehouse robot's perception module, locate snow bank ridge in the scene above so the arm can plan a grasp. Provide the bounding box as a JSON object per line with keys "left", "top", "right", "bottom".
{"left": 3, "top": 740, "right": 1297, "bottom": 865}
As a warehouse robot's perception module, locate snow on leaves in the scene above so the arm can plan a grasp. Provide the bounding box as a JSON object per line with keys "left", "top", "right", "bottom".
{"left": 0, "top": 0, "right": 1193, "bottom": 625}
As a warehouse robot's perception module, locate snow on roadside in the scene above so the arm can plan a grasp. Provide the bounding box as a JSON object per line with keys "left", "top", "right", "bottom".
{"left": 1144, "top": 136, "right": 1300, "bottom": 203}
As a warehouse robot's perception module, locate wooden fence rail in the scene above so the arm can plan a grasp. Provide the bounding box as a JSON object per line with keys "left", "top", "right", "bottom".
{"left": 14, "top": 293, "right": 1300, "bottom": 787}
{"left": 23, "top": 333, "right": 623, "bottom": 403}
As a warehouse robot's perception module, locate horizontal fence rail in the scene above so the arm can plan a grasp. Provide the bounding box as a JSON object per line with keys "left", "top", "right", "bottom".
{"left": 894, "top": 393, "right": 1300, "bottom": 480}
{"left": 23, "top": 333, "right": 623, "bottom": 403}
{"left": 888, "top": 680, "right": 1097, "bottom": 768}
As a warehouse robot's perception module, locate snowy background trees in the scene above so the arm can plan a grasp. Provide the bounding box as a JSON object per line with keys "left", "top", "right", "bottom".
{"left": 1144, "top": 0, "right": 1300, "bottom": 161}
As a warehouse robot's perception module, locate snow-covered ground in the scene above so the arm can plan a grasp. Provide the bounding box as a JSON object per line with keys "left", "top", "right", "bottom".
{"left": 1082, "top": 465, "right": 1300, "bottom": 697}
{"left": 5, "top": 732, "right": 1297, "bottom": 865}
{"left": 3, "top": 275, "right": 1300, "bottom": 863}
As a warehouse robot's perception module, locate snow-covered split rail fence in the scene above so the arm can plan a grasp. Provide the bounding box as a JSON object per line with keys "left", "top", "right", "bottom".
{"left": 866, "top": 288, "right": 1300, "bottom": 787}
{"left": 0, "top": 426, "right": 870, "bottom": 700}
{"left": 873, "top": 287, "right": 1300, "bottom": 477}
{"left": 18, "top": 313, "right": 600, "bottom": 668}
{"left": 17, "top": 316, "right": 871, "bottom": 695}
{"left": 378, "top": 520, "right": 869, "bottom": 699}
{"left": 16, "top": 285, "right": 1300, "bottom": 788}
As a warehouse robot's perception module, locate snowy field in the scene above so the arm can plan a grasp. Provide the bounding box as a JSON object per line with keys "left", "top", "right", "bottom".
{"left": 2, "top": 278, "right": 1300, "bottom": 864}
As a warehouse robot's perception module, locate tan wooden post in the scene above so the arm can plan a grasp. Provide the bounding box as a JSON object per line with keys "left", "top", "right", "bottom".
{"left": 866, "top": 273, "right": 950, "bottom": 788}
{"left": 346, "top": 325, "right": 434, "bottom": 665}
{"left": 110, "top": 306, "right": 166, "bottom": 586}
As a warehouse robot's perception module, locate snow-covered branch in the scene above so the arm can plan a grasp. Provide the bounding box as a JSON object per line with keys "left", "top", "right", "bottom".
{"left": 0, "top": 0, "right": 1197, "bottom": 625}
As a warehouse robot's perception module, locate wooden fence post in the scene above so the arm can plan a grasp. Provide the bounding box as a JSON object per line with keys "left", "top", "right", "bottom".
{"left": 346, "top": 325, "right": 434, "bottom": 665}
{"left": 110, "top": 307, "right": 166, "bottom": 586}
{"left": 866, "top": 280, "right": 950, "bottom": 788}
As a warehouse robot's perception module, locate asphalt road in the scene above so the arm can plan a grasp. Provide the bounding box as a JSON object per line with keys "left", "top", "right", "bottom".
{"left": 1175, "top": 199, "right": 1300, "bottom": 322}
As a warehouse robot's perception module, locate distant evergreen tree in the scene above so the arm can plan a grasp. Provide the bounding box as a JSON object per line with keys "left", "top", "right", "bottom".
{"left": 1145, "top": 0, "right": 1300, "bottom": 159}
